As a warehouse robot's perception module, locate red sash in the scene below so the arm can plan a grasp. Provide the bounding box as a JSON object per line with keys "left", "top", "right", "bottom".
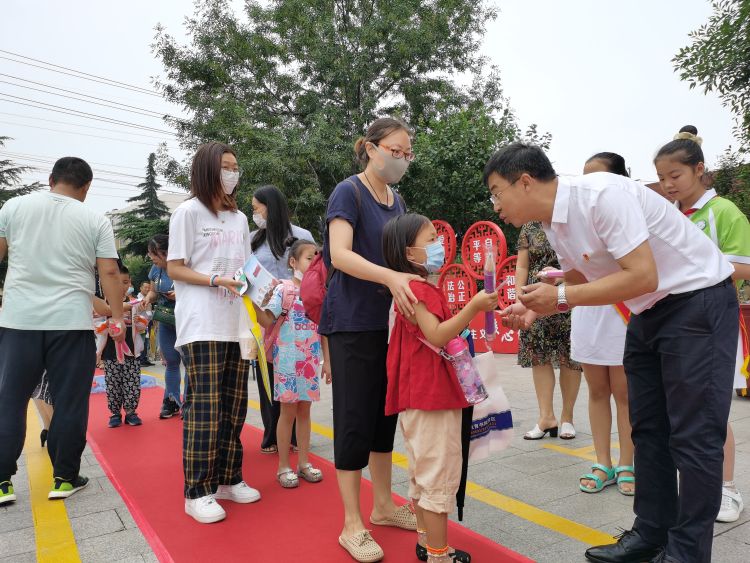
{"left": 613, "top": 302, "right": 631, "bottom": 324}
{"left": 740, "top": 312, "right": 749, "bottom": 380}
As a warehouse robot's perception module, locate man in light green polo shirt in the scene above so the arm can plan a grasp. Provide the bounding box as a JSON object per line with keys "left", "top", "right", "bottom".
{"left": 0, "top": 157, "right": 126, "bottom": 506}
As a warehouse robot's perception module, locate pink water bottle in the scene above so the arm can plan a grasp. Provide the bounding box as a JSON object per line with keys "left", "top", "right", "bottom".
{"left": 445, "top": 337, "right": 488, "bottom": 404}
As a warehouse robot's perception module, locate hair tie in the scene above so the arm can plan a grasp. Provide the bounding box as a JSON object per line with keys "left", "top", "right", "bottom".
{"left": 673, "top": 132, "right": 703, "bottom": 146}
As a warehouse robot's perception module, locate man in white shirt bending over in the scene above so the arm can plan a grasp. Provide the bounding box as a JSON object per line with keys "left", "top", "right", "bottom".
{"left": 485, "top": 143, "right": 737, "bottom": 563}
{"left": 0, "top": 157, "right": 125, "bottom": 507}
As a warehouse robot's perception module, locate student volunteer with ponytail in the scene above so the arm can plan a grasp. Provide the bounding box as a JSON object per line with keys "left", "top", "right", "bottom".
{"left": 319, "top": 117, "right": 419, "bottom": 562}
{"left": 167, "top": 142, "right": 259, "bottom": 524}
{"left": 654, "top": 125, "right": 750, "bottom": 524}
{"left": 250, "top": 185, "right": 314, "bottom": 454}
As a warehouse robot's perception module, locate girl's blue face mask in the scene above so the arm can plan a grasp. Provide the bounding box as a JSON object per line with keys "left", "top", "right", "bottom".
{"left": 410, "top": 240, "right": 445, "bottom": 274}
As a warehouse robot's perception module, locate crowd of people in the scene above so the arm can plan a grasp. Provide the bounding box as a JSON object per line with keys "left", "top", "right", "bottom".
{"left": 0, "top": 116, "right": 747, "bottom": 563}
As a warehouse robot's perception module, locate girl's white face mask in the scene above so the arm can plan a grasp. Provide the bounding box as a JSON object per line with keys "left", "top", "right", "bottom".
{"left": 221, "top": 170, "right": 240, "bottom": 194}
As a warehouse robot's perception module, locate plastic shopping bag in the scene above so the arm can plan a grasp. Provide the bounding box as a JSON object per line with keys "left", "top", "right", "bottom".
{"left": 468, "top": 352, "right": 513, "bottom": 462}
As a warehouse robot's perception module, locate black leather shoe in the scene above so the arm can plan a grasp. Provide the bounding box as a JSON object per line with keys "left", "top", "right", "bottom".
{"left": 585, "top": 530, "right": 663, "bottom": 563}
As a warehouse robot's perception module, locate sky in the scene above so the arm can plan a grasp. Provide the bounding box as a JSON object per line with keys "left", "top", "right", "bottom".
{"left": 0, "top": 0, "right": 738, "bottom": 215}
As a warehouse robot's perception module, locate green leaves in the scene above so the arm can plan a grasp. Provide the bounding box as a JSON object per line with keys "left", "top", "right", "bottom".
{"left": 673, "top": 0, "right": 750, "bottom": 149}
{"left": 115, "top": 153, "right": 172, "bottom": 258}
{"left": 153, "top": 0, "right": 512, "bottom": 231}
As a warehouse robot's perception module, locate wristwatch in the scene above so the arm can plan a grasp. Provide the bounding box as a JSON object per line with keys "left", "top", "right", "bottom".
{"left": 556, "top": 284, "right": 570, "bottom": 313}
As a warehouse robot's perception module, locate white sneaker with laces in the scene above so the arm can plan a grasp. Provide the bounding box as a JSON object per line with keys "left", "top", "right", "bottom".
{"left": 185, "top": 494, "right": 226, "bottom": 524}
{"left": 716, "top": 487, "right": 744, "bottom": 523}
{"left": 215, "top": 481, "right": 261, "bottom": 504}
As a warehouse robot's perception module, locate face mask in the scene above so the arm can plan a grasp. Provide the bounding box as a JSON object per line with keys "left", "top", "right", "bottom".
{"left": 410, "top": 240, "right": 445, "bottom": 274}
{"left": 252, "top": 213, "right": 267, "bottom": 229}
{"left": 293, "top": 269, "right": 304, "bottom": 281}
{"left": 221, "top": 170, "right": 240, "bottom": 194}
{"left": 373, "top": 145, "right": 410, "bottom": 184}
{"left": 127, "top": 287, "right": 134, "bottom": 295}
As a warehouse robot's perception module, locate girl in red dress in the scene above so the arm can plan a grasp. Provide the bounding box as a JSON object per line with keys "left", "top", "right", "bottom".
{"left": 382, "top": 213, "right": 498, "bottom": 563}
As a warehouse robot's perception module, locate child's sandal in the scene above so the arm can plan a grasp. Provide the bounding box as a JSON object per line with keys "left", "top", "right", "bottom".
{"left": 277, "top": 467, "right": 299, "bottom": 488}
{"left": 416, "top": 544, "right": 472, "bottom": 562}
{"left": 615, "top": 465, "right": 635, "bottom": 496}
{"left": 297, "top": 463, "right": 323, "bottom": 483}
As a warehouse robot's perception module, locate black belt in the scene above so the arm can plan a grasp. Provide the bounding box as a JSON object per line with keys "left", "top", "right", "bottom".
{"left": 654, "top": 277, "right": 733, "bottom": 309}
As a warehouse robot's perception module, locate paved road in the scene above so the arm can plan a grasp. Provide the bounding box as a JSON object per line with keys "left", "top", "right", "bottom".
{"left": 3, "top": 354, "right": 749, "bottom": 562}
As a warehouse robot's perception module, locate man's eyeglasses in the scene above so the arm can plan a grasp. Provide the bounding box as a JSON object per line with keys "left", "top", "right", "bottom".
{"left": 489, "top": 178, "right": 520, "bottom": 205}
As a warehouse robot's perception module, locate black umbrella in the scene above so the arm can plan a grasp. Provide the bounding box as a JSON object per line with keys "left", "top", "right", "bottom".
{"left": 456, "top": 334, "right": 477, "bottom": 521}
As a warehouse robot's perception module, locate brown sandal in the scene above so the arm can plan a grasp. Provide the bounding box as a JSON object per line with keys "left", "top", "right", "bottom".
{"left": 369, "top": 503, "right": 417, "bottom": 530}
{"left": 260, "top": 445, "right": 278, "bottom": 454}
{"left": 338, "top": 530, "right": 384, "bottom": 562}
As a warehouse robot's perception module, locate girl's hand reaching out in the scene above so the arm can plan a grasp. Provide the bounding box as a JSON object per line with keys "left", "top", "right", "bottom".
{"left": 469, "top": 290, "right": 499, "bottom": 313}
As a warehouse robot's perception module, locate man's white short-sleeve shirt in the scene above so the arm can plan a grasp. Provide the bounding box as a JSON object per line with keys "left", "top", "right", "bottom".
{"left": 543, "top": 173, "right": 733, "bottom": 314}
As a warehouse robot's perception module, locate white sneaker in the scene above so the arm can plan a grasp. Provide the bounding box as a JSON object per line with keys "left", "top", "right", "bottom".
{"left": 185, "top": 494, "right": 226, "bottom": 524}
{"left": 215, "top": 481, "right": 261, "bottom": 504}
{"left": 716, "top": 487, "right": 744, "bottom": 523}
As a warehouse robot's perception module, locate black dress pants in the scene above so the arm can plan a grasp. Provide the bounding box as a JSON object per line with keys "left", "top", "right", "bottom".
{"left": 0, "top": 329, "right": 96, "bottom": 481}
{"left": 624, "top": 279, "right": 738, "bottom": 563}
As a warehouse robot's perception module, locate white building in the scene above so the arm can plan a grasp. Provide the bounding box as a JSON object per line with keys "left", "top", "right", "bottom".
{"left": 106, "top": 191, "right": 188, "bottom": 251}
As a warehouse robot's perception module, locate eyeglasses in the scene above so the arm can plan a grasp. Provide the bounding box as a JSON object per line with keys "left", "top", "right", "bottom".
{"left": 489, "top": 178, "right": 520, "bottom": 205}
{"left": 378, "top": 143, "right": 416, "bottom": 162}
{"left": 221, "top": 166, "right": 241, "bottom": 174}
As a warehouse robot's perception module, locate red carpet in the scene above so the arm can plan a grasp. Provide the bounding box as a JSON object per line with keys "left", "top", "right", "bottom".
{"left": 87, "top": 388, "right": 531, "bottom": 563}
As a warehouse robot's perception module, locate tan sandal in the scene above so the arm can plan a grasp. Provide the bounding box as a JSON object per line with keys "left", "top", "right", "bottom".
{"left": 338, "top": 530, "right": 384, "bottom": 562}
{"left": 297, "top": 463, "right": 323, "bottom": 483}
{"left": 369, "top": 503, "right": 417, "bottom": 530}
{"left": 276, "top": 467, "right": 299, "bottom": 488}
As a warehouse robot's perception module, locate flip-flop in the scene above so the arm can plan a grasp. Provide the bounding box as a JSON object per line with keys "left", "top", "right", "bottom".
{"left": 260, "top": 445, "right": 278, "bottom": 454}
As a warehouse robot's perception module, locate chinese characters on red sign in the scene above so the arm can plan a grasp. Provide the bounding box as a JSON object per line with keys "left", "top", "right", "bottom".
{"left": 431, "top": 220, "right": 457, "bottom": 273}
{"left": 437, "top": 263, "right": 477, "bottom": 316}
{"left": 460, "top": 221, "right": 508, "bottom": 279}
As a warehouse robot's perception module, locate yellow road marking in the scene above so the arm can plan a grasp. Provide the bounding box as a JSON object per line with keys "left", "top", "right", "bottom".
{"left": 543, "top": 442, "right": 621, "bottom": 462}
{"left": 24, "top": 403, "right": 81, "bottom": 562}
{"left": 142, "top": 369, "right": 616, "bottom": 546}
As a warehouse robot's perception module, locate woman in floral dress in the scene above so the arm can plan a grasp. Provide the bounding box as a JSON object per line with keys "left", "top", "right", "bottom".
{"left": 516, "top": 222, "right": 582, "bottom": 440}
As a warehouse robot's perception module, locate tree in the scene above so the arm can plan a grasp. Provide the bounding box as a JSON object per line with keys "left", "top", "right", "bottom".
{"left": 673, "top": 0, "right": 750, "bottom": 148}
{"left": 713, "top": 147, "right": 750, "bottom": 218}
{"left": 153, "top": 0, "right": 508, "bottom": 231}
{"left": 0, "top": 137, "right": 43, "bottom": 208}
{"left": 0, "top": 137, "right": 43, "bottom": 289}
{"left": 115, "top": 153, "right": 170, "bottom": 258}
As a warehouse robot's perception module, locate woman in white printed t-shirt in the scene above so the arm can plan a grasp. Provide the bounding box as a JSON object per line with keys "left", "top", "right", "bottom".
{"left": 167, "top": 142, "right": 260, "bottom": 524}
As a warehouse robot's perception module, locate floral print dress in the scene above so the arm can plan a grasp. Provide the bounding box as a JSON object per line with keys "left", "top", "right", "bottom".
{"left": 517, "top": 222, "right": 580, "bottom": 370}
{"left": 266, "top": 283, "right": 322, "bottom": 403}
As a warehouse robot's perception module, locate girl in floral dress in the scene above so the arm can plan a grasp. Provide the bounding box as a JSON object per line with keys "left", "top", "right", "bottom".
{"left": 255, "top": 239, "right": 325, "bottom": 488}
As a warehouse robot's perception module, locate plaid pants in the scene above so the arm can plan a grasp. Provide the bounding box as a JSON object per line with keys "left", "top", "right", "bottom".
{"left": 181, "top": 341, "right": 250, "bottom": 499}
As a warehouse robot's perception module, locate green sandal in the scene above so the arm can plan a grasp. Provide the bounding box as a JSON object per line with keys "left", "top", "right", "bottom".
{"left": 579, "top": 463, "right": 616, "bottom": 493}
{"left": 615, "top": 465, "right": 635, "bottom": 496}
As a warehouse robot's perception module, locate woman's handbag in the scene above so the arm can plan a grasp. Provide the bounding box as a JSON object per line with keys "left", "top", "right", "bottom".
{"left": 152, "top": 304, "right": 176, "bottom": 326}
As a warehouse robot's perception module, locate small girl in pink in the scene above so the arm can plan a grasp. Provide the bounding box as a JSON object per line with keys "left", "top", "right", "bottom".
{"left": 254, "top": 239, "right": 325, "bottom": 489}
{"left": 383, "top": 214, "right": 498, "bottom": 563}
